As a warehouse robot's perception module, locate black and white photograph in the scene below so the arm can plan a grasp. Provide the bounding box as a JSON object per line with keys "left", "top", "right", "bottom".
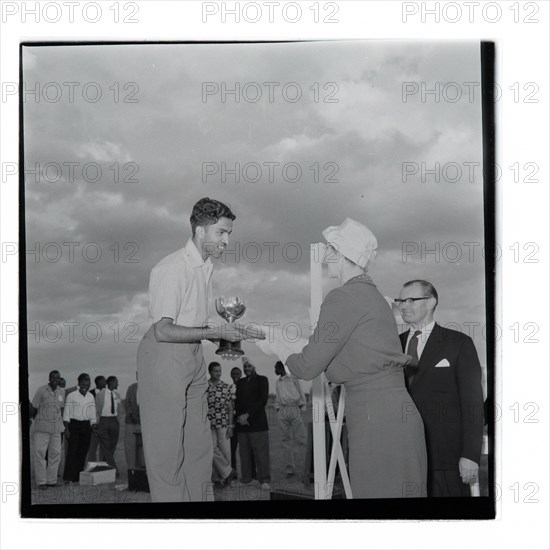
{"left": 2, "top": 1, "right": 549, "bottom": 548}
{"left": 19, "top": 38, "right": 496, "bottom": 519}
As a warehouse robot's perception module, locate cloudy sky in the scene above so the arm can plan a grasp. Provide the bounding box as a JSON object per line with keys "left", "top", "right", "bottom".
{"left": 23, "top": 41, "right": 487, "bottom": 396}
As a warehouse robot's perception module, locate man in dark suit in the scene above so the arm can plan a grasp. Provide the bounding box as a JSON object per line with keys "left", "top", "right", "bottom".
{"left": 235, "top": 356, "right": 271, "bottom": 490}
{"left": 396, "top": 280, "right": 484, "bottom": 497}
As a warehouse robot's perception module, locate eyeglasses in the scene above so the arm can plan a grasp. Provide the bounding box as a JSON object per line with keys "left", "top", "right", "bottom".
{"left": 394, "top": 297, "right": 431, "bottom": 306}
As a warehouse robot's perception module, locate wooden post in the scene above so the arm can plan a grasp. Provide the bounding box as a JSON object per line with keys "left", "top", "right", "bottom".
{"left": 310, "top": 243, "right": 326, "bottom": 499}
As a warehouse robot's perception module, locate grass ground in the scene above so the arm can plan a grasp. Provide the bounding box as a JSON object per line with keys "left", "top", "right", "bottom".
{"left": 29, "top": 402, "right": 489, "bottom": 505}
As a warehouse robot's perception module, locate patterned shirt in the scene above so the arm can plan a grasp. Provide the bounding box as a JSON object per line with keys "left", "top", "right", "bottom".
{"left": 207, "top": 380, "right": 232, "bottom": 429}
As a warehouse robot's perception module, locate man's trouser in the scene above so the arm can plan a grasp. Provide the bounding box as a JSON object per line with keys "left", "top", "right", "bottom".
{"left": 277, "top": 404, "right": 307, "bottom": 474}
{"left": 137, "top": 326, "right": 213, "bottom": 502}
{"left": 230, "top": 430, "right": 256, "bottom": 477}
{"left": 96, "top": 417, "right": 119, "bottom": 472}
{"left": 238, "top": 431, "right": 270, "bottom": 484}
{"left": 63, "top": 419, "right": 92, "bottom": 482}
{"left": 428, "top": 469, "right": 471, "bottom": 497}
{"left": 86, "top": 431, "right": 100, "bottom": 463}
{"left": 124, "top": 423, "right": 141, "bottom": 470}
{"left": 57, "top": 433, "right": 68, "bottom": 480}
{"left": 230, "top": 431, "right": 238, "bottom": 470}
{"left": 34, "top": 431, "right": 61, "bottom": 486}
{"left": 211, "top": 427, "right": 232, "bottom": 481}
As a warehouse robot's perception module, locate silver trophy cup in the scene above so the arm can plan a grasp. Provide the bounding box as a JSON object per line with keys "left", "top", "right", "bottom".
{"left": 215, "top": 297, "right": 246, "bottom": 356}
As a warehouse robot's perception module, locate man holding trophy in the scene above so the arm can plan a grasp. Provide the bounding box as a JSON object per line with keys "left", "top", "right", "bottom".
{"left": 137, "top": 197, "right": 264, "bottom": 503}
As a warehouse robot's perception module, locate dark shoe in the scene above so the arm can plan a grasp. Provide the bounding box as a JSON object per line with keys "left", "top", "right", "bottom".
{"left": 46, "top": 483, "right": 58, "bottom": 487}
{"left": 38, "top": 485, "right": 48, "bottom": 491}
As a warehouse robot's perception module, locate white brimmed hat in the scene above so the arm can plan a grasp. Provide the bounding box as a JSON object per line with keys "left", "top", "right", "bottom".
{"left": 322, "top": 218, "right": 378, "bottom": 269}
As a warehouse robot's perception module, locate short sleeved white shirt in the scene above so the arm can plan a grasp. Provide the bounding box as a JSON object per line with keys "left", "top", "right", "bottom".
{"left": 148, "top": 239, "right": 214, "bottom": 328}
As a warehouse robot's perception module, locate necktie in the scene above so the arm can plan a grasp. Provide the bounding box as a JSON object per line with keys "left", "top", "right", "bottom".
{"left": 111, "top": 391, "right": 115, "bottom": 414}
{"left": 405, "top": 330, "right": 422, "bottom": 388}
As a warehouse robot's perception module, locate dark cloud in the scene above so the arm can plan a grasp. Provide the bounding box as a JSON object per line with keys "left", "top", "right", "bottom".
{"left": 23, "top": 41, "right": 488, "bottom": 394}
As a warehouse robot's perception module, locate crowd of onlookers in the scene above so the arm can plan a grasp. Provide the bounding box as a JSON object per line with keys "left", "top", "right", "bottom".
{"left": 207, "top": 356, "right": 307, "bottom": 492}
{"left": 29, "top": 370, "right": 140, "bottom": 489}
{"left": 30, "top": 358, "right": 306, "bottom": 493}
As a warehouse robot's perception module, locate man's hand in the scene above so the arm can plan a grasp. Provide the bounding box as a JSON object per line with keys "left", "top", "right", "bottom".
{"left": 226, "top": 426, "right": 234, "bottom": 438}
{"left": 237, "top": 413, "right": 250, "bottom": 426}
{"left": 220, "top": 323, "right": 265, "bottom": 343}
{"left": 459, "top": 457, "right": 479, "bottom": 484}
{"left": 64, "top": 428, "right": 70, "bottom": 439}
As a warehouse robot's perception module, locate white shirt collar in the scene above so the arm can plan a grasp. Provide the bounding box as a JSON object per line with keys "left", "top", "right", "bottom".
{"left": 184, "top": 238, "right": 212, "bottom": 269}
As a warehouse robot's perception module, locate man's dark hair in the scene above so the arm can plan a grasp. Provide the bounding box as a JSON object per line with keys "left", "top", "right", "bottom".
{"left": 190, "top": 197, "right": 235, "bottom": 236}
{"left": 106, "top": 375, "right": 117, "bottom": 385}
{"left": 94, "top": 375, "right": 106, "bottom": 386}
{"left": 403, "top": 279, "right": 439, "bottom": 308}
{"left": 275, "top": 361, "right": 285, "bottom": 370}
{"left": 78, "top": 373, "right": 90, "bottom": 384}
{"left": 208, "top": 362, "right": 221, "bottom": 373}
{"left": 48, "top": 370, "right": 60, "bottom": 379}
{"left": 230, "top": 367, "right": 242, "bottom": 375}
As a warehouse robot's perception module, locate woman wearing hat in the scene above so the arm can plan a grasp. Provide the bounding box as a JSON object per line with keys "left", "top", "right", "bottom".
{"left": 257, "top": 218, "right": 427, "bottom": 498}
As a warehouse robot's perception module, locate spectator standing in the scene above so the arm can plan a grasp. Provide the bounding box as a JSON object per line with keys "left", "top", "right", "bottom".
{"left": 229, "top": 366, "right": 242, "bottom": 470}
{"left": 124, "top": 373, "right": 141, "bottom": 470}
{"left": 62, "top": 373, "right": 97, "bottom": 482}
{"left": 274, "top": 361, "right": 307, "bottom": 478}
{"left": 87, "top": 375, "right": 107, "bottom": 463}
{"left": 95, "top": 375, "right": 122, "bottom": 474}
{"left": 235, "top": 357, "right": 271, "bottom": 490}
{"left": 207, "top": 362, "right": 237, "bottom": 486}
{"left": 31, "top": 370, "right": 65, "bottom": 489}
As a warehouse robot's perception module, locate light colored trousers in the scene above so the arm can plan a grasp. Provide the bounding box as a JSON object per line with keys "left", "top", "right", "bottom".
{"left": 34, "top": 431, "right": 61, "bottom": 486}
{"left": 278, "top": 404, "right": 307, "bottom": 474}
{"left": 211, "top": 427, "right": 232, "bottom": 481}
{"left": 58, "top": 434, "right": 67, "bottom": 479}
{"left": 137, "top": 326, "right": 213, "bottom": 502}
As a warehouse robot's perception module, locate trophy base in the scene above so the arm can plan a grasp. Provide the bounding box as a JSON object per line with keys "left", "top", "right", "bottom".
{"left": 215, "top": 339, "right": 244, "bottom": 356}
